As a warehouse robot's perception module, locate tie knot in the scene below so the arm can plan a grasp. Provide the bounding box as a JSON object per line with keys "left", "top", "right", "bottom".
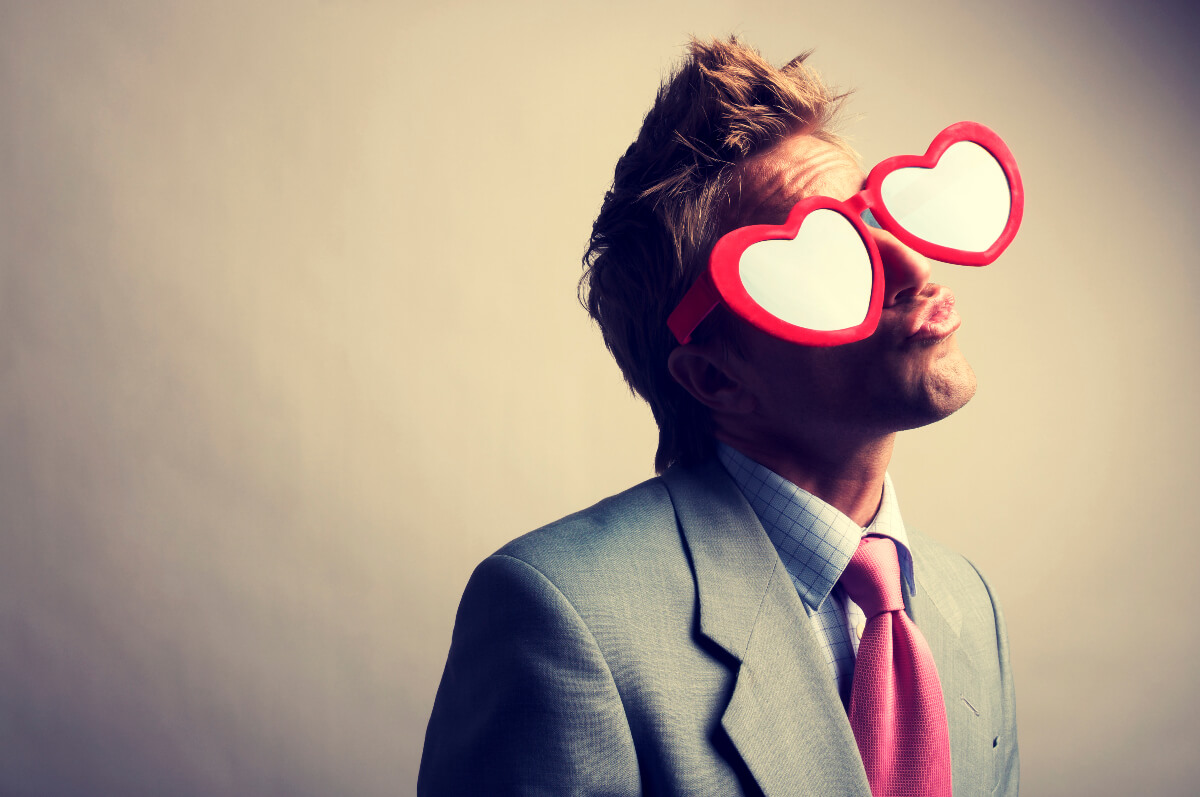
{"left": 839, "top": 535, "right": 904, "bottom": 618}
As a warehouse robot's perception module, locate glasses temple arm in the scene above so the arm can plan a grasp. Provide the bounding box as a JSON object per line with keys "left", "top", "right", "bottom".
{"left": 667, "top": 271, "right": 721, "bottom": 345}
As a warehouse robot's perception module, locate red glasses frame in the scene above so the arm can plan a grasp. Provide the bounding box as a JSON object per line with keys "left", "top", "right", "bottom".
{"left": 667, "top": 121, "right": 1024, "bottom": 347}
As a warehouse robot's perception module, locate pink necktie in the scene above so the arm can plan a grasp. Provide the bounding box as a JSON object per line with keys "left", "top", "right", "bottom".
{"left": 840, "top": 535, "right": 952, "bottom": 797}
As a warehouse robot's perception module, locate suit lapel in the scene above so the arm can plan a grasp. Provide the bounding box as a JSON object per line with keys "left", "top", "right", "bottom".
{"left": 662, "top": 462, "right": 872, "bottom": 797}
{"left": 907, "top": 539, "right": 990, "bottom": 791}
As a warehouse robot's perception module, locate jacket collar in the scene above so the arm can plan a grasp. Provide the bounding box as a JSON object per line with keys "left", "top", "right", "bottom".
{"left": 662, "top": 460, "right": 989, "bottom": 794}
{"left": 906, "top": 532, "right": 988, "bottom": 786}
{"left": 662, "top": 460, "right": 872, "bottom": 797}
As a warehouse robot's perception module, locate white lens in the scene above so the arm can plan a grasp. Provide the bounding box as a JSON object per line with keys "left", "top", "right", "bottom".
{"left": 880, "top": 141, "right": 1010, "bottom": 252}
{"left": 739, "top": 209, "right": 872, "bottom": 331}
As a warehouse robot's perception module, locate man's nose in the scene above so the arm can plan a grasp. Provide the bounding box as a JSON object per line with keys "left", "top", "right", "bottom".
{"left": 870, "top": 228, "right": 933, "bottom": 305}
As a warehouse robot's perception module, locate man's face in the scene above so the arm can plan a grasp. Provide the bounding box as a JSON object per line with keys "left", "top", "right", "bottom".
{"left": 725, "top": 132, "right": 978, "bottom": 446}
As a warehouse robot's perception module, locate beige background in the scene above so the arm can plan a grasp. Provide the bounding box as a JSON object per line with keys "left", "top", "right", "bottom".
{"left": 3, "top": 1, "right": 1198, "bottom": 794}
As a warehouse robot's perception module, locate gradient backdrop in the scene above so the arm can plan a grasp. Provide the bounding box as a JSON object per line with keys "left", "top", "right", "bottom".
{"left": 3, "top": 1, "right": 1198, "bottom": 795}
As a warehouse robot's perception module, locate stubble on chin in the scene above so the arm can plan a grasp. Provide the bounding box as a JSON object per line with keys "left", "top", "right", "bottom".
{"left": 876, "top": 338, "right": 978, "bottom": 434}
{"left": 917, "top": 340, "right": 978, "bottom": 422}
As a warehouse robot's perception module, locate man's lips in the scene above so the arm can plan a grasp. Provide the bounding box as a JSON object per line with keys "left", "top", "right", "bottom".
{"left": 904, "top": 288, "right": 961, "bottom": 342}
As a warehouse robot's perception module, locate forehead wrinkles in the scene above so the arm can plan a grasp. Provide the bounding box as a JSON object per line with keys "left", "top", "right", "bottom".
{"left": 732, "top": 138, "right": 863, "bottom": 226}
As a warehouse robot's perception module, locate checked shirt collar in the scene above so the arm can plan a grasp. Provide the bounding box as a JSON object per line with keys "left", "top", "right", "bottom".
{"left": 716, "top": 443, "right": 915, "bottom": 613}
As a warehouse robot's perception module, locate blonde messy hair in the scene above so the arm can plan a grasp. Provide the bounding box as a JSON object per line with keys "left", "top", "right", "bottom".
{"left": 580, "top": 36, "right": 849, "bottom": 472}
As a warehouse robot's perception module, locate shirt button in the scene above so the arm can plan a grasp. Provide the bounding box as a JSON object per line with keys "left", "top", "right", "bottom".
{"left": 855, "top": 621, "right": 866, "bottom": 639}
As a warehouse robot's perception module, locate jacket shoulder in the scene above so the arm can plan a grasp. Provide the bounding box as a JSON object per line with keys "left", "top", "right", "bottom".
{"left": 496, "top": 475, "right": 683, "bottom": 578}
{"left": 478, "top": 472, "right": 707, "bottom": 649}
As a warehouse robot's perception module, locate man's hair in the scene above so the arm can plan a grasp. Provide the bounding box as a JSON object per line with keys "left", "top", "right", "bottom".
{"left": 580, "top": 36, "right": 848, "bottom": 473}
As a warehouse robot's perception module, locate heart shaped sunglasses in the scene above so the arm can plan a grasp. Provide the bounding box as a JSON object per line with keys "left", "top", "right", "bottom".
{"left": 667, "top": 121, "right": 1024, "bottom": 347}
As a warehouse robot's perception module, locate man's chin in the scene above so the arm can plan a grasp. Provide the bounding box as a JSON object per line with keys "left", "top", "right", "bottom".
{"left": 917, "top": 349, "right": 978, "bottom": 425}
{"left": 882, "top": 345, "right": 977, "bottom": 432}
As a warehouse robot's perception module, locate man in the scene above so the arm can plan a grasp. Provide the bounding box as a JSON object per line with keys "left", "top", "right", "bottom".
{"left": 420, "top": 37, "right": 1018, "bottom": 796}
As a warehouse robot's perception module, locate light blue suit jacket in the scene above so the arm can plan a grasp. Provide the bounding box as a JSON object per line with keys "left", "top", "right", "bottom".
{"left": 420, "top": 460, "right": 1018, "bottom": 795}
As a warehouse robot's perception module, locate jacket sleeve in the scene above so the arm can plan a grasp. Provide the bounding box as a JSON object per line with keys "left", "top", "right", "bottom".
{"left": 418, "top": 553, "right": 640, "bottom": 796}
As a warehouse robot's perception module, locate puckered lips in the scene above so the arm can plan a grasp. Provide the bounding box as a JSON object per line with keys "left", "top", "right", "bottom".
{"left": 904, "top": 287, "right": 961, "bottom": 343}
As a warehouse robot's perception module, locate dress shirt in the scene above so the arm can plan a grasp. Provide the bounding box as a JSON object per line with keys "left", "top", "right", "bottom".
{"left": 716, "top": 443, "right": 915, "bottom": 703}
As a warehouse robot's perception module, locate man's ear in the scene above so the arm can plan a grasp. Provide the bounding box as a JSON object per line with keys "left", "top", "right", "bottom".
{"left": 667, "top": 343, "right": 756, "bottom": 415}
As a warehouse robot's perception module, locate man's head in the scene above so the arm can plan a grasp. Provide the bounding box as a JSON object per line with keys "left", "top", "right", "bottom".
{"left": 672, "top": 132, "right": 977, "bottom": 469}
{"left": 581, "top": 37, "right": 975, "bottom": 473}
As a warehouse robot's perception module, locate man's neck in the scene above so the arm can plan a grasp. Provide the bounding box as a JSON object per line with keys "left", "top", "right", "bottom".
{"left": 716, "top": 431, "right": 895, "bottom": 527}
